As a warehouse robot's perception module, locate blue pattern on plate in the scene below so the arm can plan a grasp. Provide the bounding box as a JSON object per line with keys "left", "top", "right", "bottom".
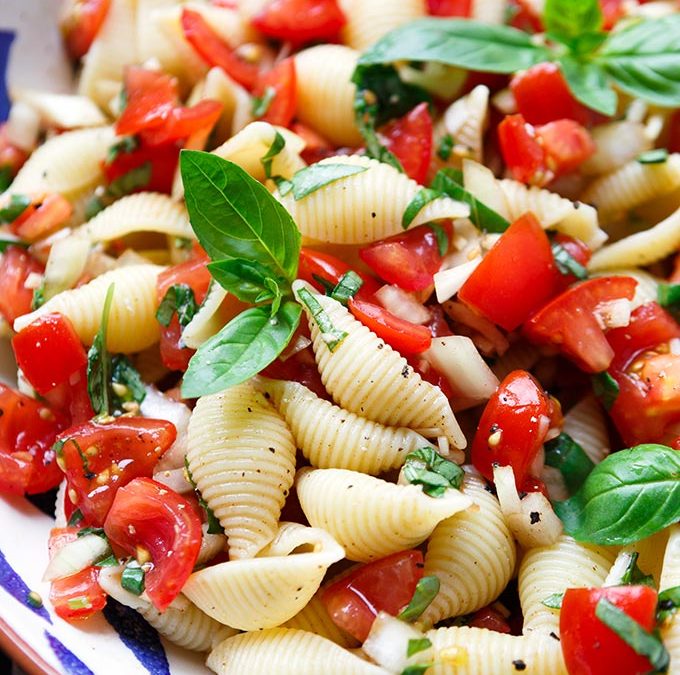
{"left": 45, "top": 631, "right": 95, "bottom": 675}
{"left": 0, "top": 30, "right": 14, "bottom": 122}
{"left": 103, "top": 598, "right": 170, "bottom": 675}
{"left": 0, "top": 548, "right": 52, "bottom": 623}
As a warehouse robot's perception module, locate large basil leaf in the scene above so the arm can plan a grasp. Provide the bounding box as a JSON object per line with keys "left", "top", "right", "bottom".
{"left": 544, "top": 0, "right": 602, "bottom": 46}
{"left": 558, "top": 56, "right": 618, "bottom": 116}
{"left": 181, "top": 302, "right": 302, "bottom": 397}
{"left": 554, "top": 444, "right": 680, "bottom": 545}
{"left": 208, "top": 258, "right": 287, "bottom": 306}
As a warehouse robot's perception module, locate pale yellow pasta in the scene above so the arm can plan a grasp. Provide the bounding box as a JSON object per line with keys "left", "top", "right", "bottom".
{"left": 611, "top": 530, "right": 669, "bottom": 588}
{"left": 293, "top": 282, "right": 465, "bottom": 447}
{"left": 581, "top": 121, "right": 652, "bottom": 176}
{"left": 207, "top": 628, "right": 389, "bottom": 675}
{"left": 660, "top": 525, "right": 680, "bottom": 672}
{"left": 186, "top": 382, "right": 296, "bottom": 560}
{"left": 98, "top": 567, "right": 234, "bottom": 653}
{"left": 296, "top": 467, "right": 472, "bottom": 562}
{"left": 181, "top": 284, "right": 227, "bottom": 349}
{"left": 196, "top": 525, "right": 227, "bottom": 567}
{"left": 421, "top": 472, "right": 516, "bottom": 626}
{"left": 259, "top": 377, "right": 436, "bottom": 475}
{"left": 588, "top": 205, "right": 680, "bottom": 270}
{"left": 471, "top": 0, "right": 507, "bottom": 23}
{"left": 182, "top": 523, "right": 344, "bottom": 630}
{"left": 338, "top": 0, "right": 426, "bottom": 51}
{"left": 11, "top": 90, "right": 107, "bottom": 129}
{"left": 519, "top": 535, "right": 616, "bottom": 636}
{"left": 279, "top": 155, "right": 470, "bottom": 245}
{"left": 426, "top": 626, "right": 567, "bottom": 675}
{"left": 294, "top": 45, "right": 363, "bottom": 147}
{"left": 14, "top": 264, "right": 163, "bottom": 353}
{"left": 491, "top": 339, "right": 541, "bottom": 381}
{"left": 8, "top": 126, "right": 114, "bottom": 202}
{"left": 437, "top": 85, "right": 489, "bottom": 164}
{"left": 41, "top": 236, "right": 92, "bottom": 303}
{"left": 582, "top": 154, "right": 680, "bottom": 216}
{"left": 562, "top": 394, "right": 610, "bottom": 465}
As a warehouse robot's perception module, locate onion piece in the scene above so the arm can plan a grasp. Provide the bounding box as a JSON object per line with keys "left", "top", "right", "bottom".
{"left": 374, "top": 285, "right": 431, "bottom": 325}
{"left": 434, "top": 258, "right": 481, "bottom": 303}
{"left": 43, "top": 534, "right": 111, "bottom": 582}
{"left": 593, "top": 298, "right": 632, "bottom": 330}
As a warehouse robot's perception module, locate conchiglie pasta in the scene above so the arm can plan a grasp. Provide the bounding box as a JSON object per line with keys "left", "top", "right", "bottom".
{"left": 421, "top": 471, "right": 516, "bottom": 627}
{"left": 660, "top": 525, "right": 680, "bottom": 671}
{"left": 518, "top": 535, "right": 616, "bottom": 636}
{"left": 207, "top": 628, "right": 389, "bottom": 675}
{"left": 186, "top": 382, "right": 296, "bottom": 560}
{"left": 279, "top": 156, "right": 470, "bottom": 245}
{"left": 294, "top": 45, "right": 363, "bottom": 147}
{"left": 426, "top": 626, "right": 567, "bottom": 675}
{"left": 296, "top": 467, "right": 472, "bottom": 562}
{"left": 337, "top": 0, "right": 426, "bottom": 51}
{"left": 11, "top": 90, "right": 107, "bottom": 129}
{"left": 13, "top": 264, "right": 164, "bottom": 353}
{"left": 562, "top": 394, "right": 610, "bottom": 465}
{"left": 260, "top": 377, "right": 436, "bottom": 474}
{"left": 182, "top": 523, "right": 344, "bottom": 630}
{"left": 293, "top": 283, "right": 465, "bottom": 448}
{"left": 581, "top": 121, "right": 652, "bottom": 176}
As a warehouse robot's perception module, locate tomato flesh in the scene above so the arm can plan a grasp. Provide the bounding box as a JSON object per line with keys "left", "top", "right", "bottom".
{"left": 539, "top": 119, "right": 596, "bottom": 176}
{"left": 0, "top": 246, "right": 44, "bottom": 324}
{"left": 104, "top": 478, "right": 202, "bottom": 611}
{"left": 426, "top": 0, "right": 471, "bottom": 16}
{"left": 253, "top": 57, "right": 297, "bottom": 128}
{"left": 140, "top": 99, "right": 223, "bottom": 147}
{"left": 322, "top": 550, "right": 424, "bottom": 641}
{"left": 11, "top": 195, "right": 73, "bottom": 242}
{"left": 103, "top": 142, "right": 179, "bottom": 195}
{"left": 252, "top": 0, "right": 346, "bottom": 44}
{"left": 60, "top": 0, "right": 111, "bottom": 60}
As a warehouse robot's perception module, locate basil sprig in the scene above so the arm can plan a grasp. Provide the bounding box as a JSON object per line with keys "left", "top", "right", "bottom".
{"left": 398, "top": 576, "right": 440, "bottom": 622}
{"left": 403, "top": 447, "right": 464, "bottom": 497}
{"left": 553, "top": 444, "right": 680, "bottom": 546}
{"left": 544, "top": 432, "right": 595, "bottom": 494}
{"left": 156, "top": 283, "right": 199, "bottom": 328}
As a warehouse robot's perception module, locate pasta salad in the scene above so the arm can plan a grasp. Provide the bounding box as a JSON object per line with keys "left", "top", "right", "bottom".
{"left": 1, "top": 0, "right": 680, "bottom": 673}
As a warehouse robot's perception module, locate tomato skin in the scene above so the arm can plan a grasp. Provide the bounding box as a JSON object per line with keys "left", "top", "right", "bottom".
{"left": 322, "top": 550, "right": 425, "bottom": 642}
{"left": 104, "top": 478, "right": 202, "bottom": 611}
{"left": 50, "top": 566, "right": 107, "bottom": 621}
{"left": 60, "top": 0, "right": 111, "bottom": 60}
{"left": 57, "top": 418, "right": 177, "bottom": 527}
{"left": 523, "top": 276, "right": 638, "bottom": 373}
{"left": 459, "top": 213, "right": 560, "bottom": 331}
{"left": 0, "top": 246, "right": 44, "bottom": 324}
{"left": 471, "top": 370, "right": 551, "bottom": 486}
{"left": 252, "top": 0, "right": 346, "bottom": 44}
{"left": 426, "top": 0, "right": 471, "bottom": 16}
{"left": 181, "top": 8, "right": 260, "bottom": 90}
{"left": 11, "top": 195, "right": 73, "bottom": 242}
{"left": 140, "top": 100, "right": 223, "bottom": 147}
{"left": 379, "top": 103, "right": 433, "bottom": 186}
{"left": 468, "top": 606, "right": 511, "bottom": 634}
{"left": 349, "top": 297, "right": 432, "bottom": 355}
{"left": 103, "top": 142, "right": 179, "bottom": 195}
{"left": 359, "top": 224, "right": 446, "bottom": 292}
{"left": 254, "top": 58, "right": 297, "bottom": 128}
{"left": 560, "top": 586, "right": 657, "bottom": 675}
{"left": 538, "top": 119, "right": 596, "bottom": 175}
{"left": 13, "top": 314, "right": 88, "bottom": 396}
{"left": 498, "top": 114, "right": 547, "bottom": 185}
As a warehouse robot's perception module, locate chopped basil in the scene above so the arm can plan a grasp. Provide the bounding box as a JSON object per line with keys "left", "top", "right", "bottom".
{"left": 279, "top": 163, "right": 369, "bottom": 201}
{"left": 0, "top": 236, "right": 29, "bottom": 252}
{"left": 657, "top": 586, "right": 680, "bottom": 624}
{"left": 87, "top": 284, "right": 116, "bottom": 417}
{"left": 0, "top": 166, "right": 12, "bottom": 192}
{"left": 544, "top": 432, "right": 595, "bottom": 494}
{"left": 542, "top": 593, "right": 564, "bottom": 609}
{"left": 156, "top": 283, "right": 199, "bottom": 328}
{"left": 184, "top": 456, "right": 223, "bottom": 535}
{"left": 595, "top": 598, "right": 669, "bottom": 672}
{"left": 657, "top": 282, "right": 680, "bottom": 322}
{"left": 260, "top": 130, "right": 286, "bottom": 179}
{"left": 407, "top": 638, "right": 432, "bottom": 658}
{"left": 0, "top": 194, "right": 31, "bottom": 223}
{"left": 398, "top": 576, "right": 440, "bottom": 623}
{"left": 637, "top": 148, "right": 669, "bottom": 164}
{"left": 296, "top": 287, "right": 348, "bottom": 352}
{"left": 436, "top": 134, "right": 454, "bottom": 161}
{"left": 551, "top": 242, "right": 588, "bottom": 280}
{"left": 94, "top": 554, "right": 119, "bottom": 568}
{"left": 31, "top": 282, "right": 46, "bottom": 311}
{"left": 106, "top": 136, "right": 138, "bottom": 164}
{"left": 403, "top": 447, "right": 464, "bottom": 497}
{"left": 84, "top": 194, "right": 107, "bottom": 221}
{"left": 402, "top": 188, "right": 440, "bottom": 229}
{"left": 620, "top": 552, "right": 655, "bottom": 588}
{"left": 430, "top": 222, "right": 449, "bottom": 257}
{"left": 252, "top": 86, "right": 276, "bottom": 119}
{"left": 121, "top": 563, "right": 145, "bottom": 596}
{"left": 77, "top": 527, "right": 107, "bottom": 539}
{"left": 591, "top": 372, "right": 619, "bottom": 410}
{"left": 111, "top": 355, "right": 146, "bottom": 409}
{"left": 329, "top": 271, "right": 363, "bottom": 306}
{"left": 107, "top": 162, "right": 152, "bottom": 198}
{"left": 401, "top": 666, "right": 431, "bottom": 675}
{"left": 67, "top": 509, "right": 84, "bottom": 527}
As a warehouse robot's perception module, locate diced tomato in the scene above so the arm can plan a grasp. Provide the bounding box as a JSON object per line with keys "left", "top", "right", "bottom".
{"left": 181, "top": 8, "right": 260, "bottom": 90}
{"left": 539, "top": 119, "right": 596, "bottom": 176}
{"left": 508, "top": 0, "right": 543, "bottom": 32}
{"left": 140, "top": 100, "right": 223, "bottom": 147}
{"left": 668, "top": 110, "right": 680, "bottom": 155}
{"left": 359, "top": 224, "right": 447, "bottom": 293}
{"left": 498, "top": 114, "right": 548, "bottom": 185}
{"left": 10, "top": 194, "right": 73, "bottom": 242}
{"left": 50, "top": 566, "right": 107, "bottom": 621}
{"left": 553, "top": 233, "right": 592, "bottom": 288}
{"left": 471, "top": 370, "right": 552, "bottom": 486}
{"left": 560, "top": 586, "right": 658, "bottom": 675}
{"left": 468, "top": 606, "right": 511, "bottom": 634}
{"left": 104, "top": 478, "right": 202, "bottom": 611}
{"left": 349, "top": 297, "right": 432, "bottom": 355}
{"left": 378, "top": 103, "right": 433, "bottom": 186}
{"left": 60, "top": 0, "right": 111, "bottom": 60}
{"left": 322, "top": 550, "right": 424, "bottom": 642}
{"left": 425, "top": 305, "right": 453, "bottom": 338}
{"left": 103, "top": 142, "right": 179, "bottom": 195}
{"left": 459, "top": 213, "right": 560, "bottom": 331}
{"left": 0, "top": 246, "right": 44, "bottom": 324}
{"left": 510, "top": 63, "right": 591, "bottom": 126}
{"left": 42, "top": 367, "right": 94, "bottom": 428}
{"left": 523, "top": 276, "right": 638, "bottom": 373}
{"left": 292, "top": 123, "right": 335, "bottom": 164}
{"left": 57, "top": 418, "right": 177, "bottom": 526}
{"left": 12, "top": 314, "right": 87, "bottom": 395}
{"left": 253, "top": 58, "right": 296, "bottom": 128}
{"left": 252, "top": 0, "right": 346, "bottom": 44}
{"left": 426, "top": 0, "right": 471, "bottom": 16}
{"left": 0, "top": 384, "right": 68, "bottom": 495}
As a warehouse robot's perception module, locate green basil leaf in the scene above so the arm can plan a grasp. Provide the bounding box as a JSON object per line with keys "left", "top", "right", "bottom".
{"left": 67, "top": 509, "right": 84, "bottom": 527}
{"left": 107, "top": 162, "right": 151, "bottom": 198}
{"left": 437, "top": 134, "right": 454, "bottom": 161}
{"left": 558, "top": 56, "right": 618, "bottom": 117}
{"left": 121, "top": 563, "right": 145, "bottom": 596}
{"left": 260, "top": 130, "right": 286, "bottom": 179}
{"left": 94, "top": 554, "right": 119, "bottom": 568}
{"left": 357, "top": 18, "right": 550, "bottom": 74}
{"left": 430, "top": 168, "right": 509, "bottom": 233}
{"left": 252, "top": 86, "right": 276, "bottom": 119}
{"left": 430, "top": 223, "right": 449, "bottom": 257}
{"left": 658, "top": 586, "right": 680, "bottom": 624}
{"left": 544, "top": 432, "right": 596, "bottom": 494}
{"left": 402, "top": 188, "right": 440, "bottom": 229}
{"left": 156, "top": 283, "right": 198, "bottom": 328}
{"left": 0, "top": 194, "right": 31, "bottom": 223}
{"left": 553, "top": 444, "right": 680, "bottom": 546}
{"left": 398, "top": 576, "right": 440, "bottom": 622}
{"left": 544, "top": 0, "right": 602, "bottom": 46}
{"left": 551, "top": 241, "right": 589, "bottom": 280}
{"left": 87, "top": 283, "right": 115, "bottom": 416}
{"left": 84, "top": 194, "right": 107, "bottom": 221}
{"left": 182, "top": 301, "right": 302, "bottom": 398}
{"left": 106, "top": 136, "right": 138, "bottom": 164}
{"left": 208, "top": 258, "right": 288, "bottom": 305}
{"left": 330, "top": 271, "right": 363, "bottom": 306}
{"left": 620, "top": 551, "right": 656, "bottom": 588}
{"left": 401, "top": 665, "right": 431, "bottom": 675}
{"left": 284, "top": 163, "right": 369, "bottom": 201}
{"left": 542, "top": 592, "right": 564, "bottom": 609}
{"left": 111, "top": 355, "right": 146, "bottom": 409}
{"left": 597, "top": 15, "right": 680, "bottom": 107}
{"left": 407, "top": 638, "right": 432, "bottom": 658}
{"left": 657, "top": 282, "right": 680, "bottom": 321}
{"left": 0, "top": 236, "right": 29, "bottom": 252}
{"left": 592, "top": 372, "right": 619, "bottom": 410}
{"left": 181, "top": 151, "right": 301, "bottom": 281}
{"left": 77, "top": 527, "right": 107, "bottom": 539}
{"left": 31, "top": 282, "right": 46, "bottom": 311}
{"left": 403, "top": 447, "right": 465, "bottom": 498}
{"left": 595, "top": 598, "right": 669, "bottom": 672}
{"left": 297, "top": 287, "right": 348, "bottom": 352}
{"left": 637, "top": 148, "right": 669, "bottom": 164}
{"left": 184, "top": 456, "right": 224, "bottom": 535}
{"left": 0, "top": 167, "right": 12, "bottom": 192}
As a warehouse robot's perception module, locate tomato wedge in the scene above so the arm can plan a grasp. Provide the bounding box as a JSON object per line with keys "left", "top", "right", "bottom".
{"left": 103, "top": 142, "right": 179, "bottom": 195}
{"left": 252, "top": 0, "right": 346, "bottom": 44}
{"left": 11, "top": 194, "right": 73, "bottom": 242}
{"left": 104, "top": 478, "right": 202, "bottom": 611}
{"left": 322, "top": 550, "right": 424, "bottom": 642}
{"left": 60, "top": 0, "right": 111, "bottom": 60}
{"left": 0, "top": 246, "right": 44, "bottom": 324}
{"left": 538, "top": 119, "right": 596, "bottom": 176}
{"left": 57, "top": 418, "right": 177, "bottom": 526}
{"left": 253, "top": 57, "right": 297, "bottom": 128}
{"left": 140, "top": 100, "right": 223, "bottom": 147}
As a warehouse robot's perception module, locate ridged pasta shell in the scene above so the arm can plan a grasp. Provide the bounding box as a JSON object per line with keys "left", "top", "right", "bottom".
{"left": 426, "top": 626, "right": 567, "bottom": 675}
{"left": 207, "top": 628, "right": 389, "bottom": 674}
{"left": 581, "top": 121, "right": 652, "bottom": 176}
{"left": 562, "top": 394, "right": 610, "bottom": 465}
{"left": 14, "top": 264, "right": 164, "bottom": 353}
{"left": 186, "top": 382, "right": 297, "bottom": 559}
{"left": 518, "top": 535, "right": 616, "bottom": 636}
{"left": 421, "top": 471, "right": 515, "bottom": 626}
{"left": 438, "top": 85, "right": 489, "bottom": 164}
{"left": 293, "top": 282, "right": 465, "bottom": 447}
{"left": 183, "top": 523, "right": 345, "bottom": 630}
{"left": 296, "top": 467, "right": 472, "bottom": 562}
{"left": 279, "top": 156, "right": 470, "bottom": 244}
{"left": 661, "top": 526, "right": 680, "bottom": 671}
{"left": 260, "top": 377, "right": 435, "bottom": 475}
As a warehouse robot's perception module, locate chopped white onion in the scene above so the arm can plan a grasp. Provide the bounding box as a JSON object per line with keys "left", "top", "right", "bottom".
{"left": 594, "top": 298, "right": 632, "bottom": 330}
{"left": 279, "top": 333, "right": 312, "bottom": 362}
{"left": 491, "top": 87, "right": 517, "bottom": 115}
{"left": 374, "top": 285, "right": 431, "bottom": 325}
{"left": 43, "top": 534, "right": 111, "bottom": 582}
{"left": 434, "top": 258, "right": 481, "bottom": 303}
{"left": 140, "top": 385, "right": 191, "bottom": 432}
{"left": 603, "top": 550, "right": 639, "bottom": 587}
